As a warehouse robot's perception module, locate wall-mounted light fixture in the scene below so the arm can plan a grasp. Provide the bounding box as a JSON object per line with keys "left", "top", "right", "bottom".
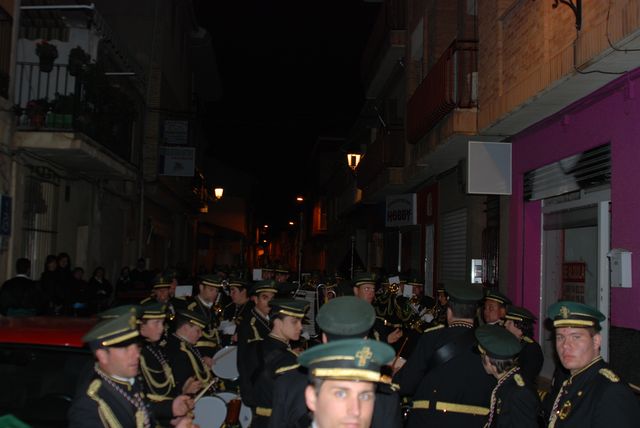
{"left": 347, "top": 153, "right": 362, "bottom": 171}
{"left": 214, "top": 187, "right": 224, "bottom": 200}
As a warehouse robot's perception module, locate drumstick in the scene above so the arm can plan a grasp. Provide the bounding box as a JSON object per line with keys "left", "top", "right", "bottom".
{"left": 391, "top": 337, "right": 408, "bottom": 369}
{"left": 213, "top": 346, "right": 236, "bottom": 363}
{"left": 193, "top": 376, "right": 219, "bottom": 403}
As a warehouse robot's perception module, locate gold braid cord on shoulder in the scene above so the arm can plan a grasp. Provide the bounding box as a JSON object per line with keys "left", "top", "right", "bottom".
{"left": 179, "top": 341, "right": 213, "bottom": 383}
{"left": 139, "top": 354, "right": 174, "bottom": 399}
{"left": 248, "top": 317, "right": 262, "bottom": 343}
{"left": 87, "top": 379, "right": 124, "bottom": 428}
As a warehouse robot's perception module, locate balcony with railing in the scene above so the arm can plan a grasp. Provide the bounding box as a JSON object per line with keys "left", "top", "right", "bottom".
{"left": 361, "top": 0, "right": 406, "bottom": 98}
{"left": 12, "top": 60, "right": 139, "bottom": 179}
{"left": 356, "top": 125, "right": 405, "bottom": 201}
{"left": 406, "top": 39, "right": 478, "bottom": 145}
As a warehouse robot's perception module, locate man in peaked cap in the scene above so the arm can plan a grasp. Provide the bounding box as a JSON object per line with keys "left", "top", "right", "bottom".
{"left": 482, "top": 289, "right": 512, "bottom": 326}
{"left": 251, "top": 298, "right": 309, "bottom": 428}
{"left": 69, "top": 308, "right": 195, "bottom": 428}
{"left": 299, "top": 338, "right": 395, "bottom": 428}
{"left": 163, "top": 307, "right": 215, "bottom": 395}
{"left": 137, "top": 302, "right": 197, "bottom": 426}
{"left": 542, "top": 301, "right": 639, "bottom": 427}
{"left": 220, "top": 278, "right": 251, "bottom": 346}
{"left": 504, "top": 305, "right": 544, "bottom": 386}
{"left": 476, "top": 324, "right": 540, "bottom": 428}
{"left": 394, "top": 281, "right": 496, "bottom": 428}
{"left": 186, "top": 274, "right": 225, "bottom": 363}
{"left": 236, "top": 279, "right": 278, "bottom": 408}
{"left": 269, "top": 296, "right": 402, "bottom": 428}
{"left": 353, "top": 272, "right": 403, "bottom": 346}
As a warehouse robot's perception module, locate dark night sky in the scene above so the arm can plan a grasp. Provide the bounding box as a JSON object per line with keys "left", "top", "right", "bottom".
{"left": 194, "top": 0, "right": 380, "bottom": 227}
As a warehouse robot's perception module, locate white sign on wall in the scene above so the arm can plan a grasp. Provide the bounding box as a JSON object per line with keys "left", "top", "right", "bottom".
{"left": 159, "top": 147, "right": 195, "bottom": 177}
{"left": 386, "top": 193, "right": 417, "bottom": 227}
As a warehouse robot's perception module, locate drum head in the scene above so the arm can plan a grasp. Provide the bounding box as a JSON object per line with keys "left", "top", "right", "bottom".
{"left": 212, "top": 346, "right": 239, "bottom": 380}
{"left": 193, "top": 396, "right": 226, "bottom": 428}
{"left": 215, "top": 393, "right": 252, "bottom": 428}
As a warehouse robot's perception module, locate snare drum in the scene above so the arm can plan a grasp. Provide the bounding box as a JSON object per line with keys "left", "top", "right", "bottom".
{"left": 193, "top": 395, "right": 226, "bottom": 428}
{"left": 212, "top": 345, "right": 239, "bottom": 380}
{"left": 216, "top": 392, "right": 252, "bottom": 428}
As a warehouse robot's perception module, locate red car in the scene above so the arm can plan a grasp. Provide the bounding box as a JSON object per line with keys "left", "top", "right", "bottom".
{"left": 0, "top": 316, "right": 97, "bottom": 428}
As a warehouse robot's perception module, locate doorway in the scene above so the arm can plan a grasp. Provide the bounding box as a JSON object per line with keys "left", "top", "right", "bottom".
{"left": 539, "top": 189, "right": 610, "bottom": 379}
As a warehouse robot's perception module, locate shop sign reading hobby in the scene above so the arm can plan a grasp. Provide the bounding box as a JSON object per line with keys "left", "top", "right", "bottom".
{"left": 386, "top": 194, "right": 417, "bottom": 227}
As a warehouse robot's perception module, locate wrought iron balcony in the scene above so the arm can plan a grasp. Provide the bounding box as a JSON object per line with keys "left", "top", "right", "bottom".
{"left": 13, "top": 61, "right": 137, "bottom": 162}
{"left": 407, "top": 40, "right": 478, "bottom": 144}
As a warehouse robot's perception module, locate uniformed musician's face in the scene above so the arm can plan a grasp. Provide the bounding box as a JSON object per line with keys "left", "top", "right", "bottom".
{"left": 154, "top": 287, "right": 170, "bottom": 303}
{"left": 140, "top": 318, "right": 165, "bottom": 342}
{"left": 230, "top": 287, "right": 247, "bottom": 304}
{"left": 253, "top": 291, "right": 275, "bottom": 314}
{"left": 305, "top": 379, "right": 375, "bottom": 428}
{"left": 96, "top": 343, "right": 141, "bottom": 379}
{"left": 483, "top": 300, "right": 505, "bottom": 324}
{"left": 278, "top": 316, "right": 303, "bottom": 342}
{"left": 437, "top": 291, "right": 447, "bottom": 306}
{"left": 555, "top": 327, "right": 601, "bottom": 374}
{"left": 180, "top": 322, "right": 203, "bottom": 345}
{"left": 199, "top": 284, "right": 219, "bottom": 304}
{"left": 353, "top": 284, "right": 375, "bottom": 304}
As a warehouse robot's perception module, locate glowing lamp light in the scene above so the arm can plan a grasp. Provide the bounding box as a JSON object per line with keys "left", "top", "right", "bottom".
{"left": 347, "top": 153, "right": 362, "bottom": 171}
{"left": 214, "top": 187, "right": 224, "bottom": 200}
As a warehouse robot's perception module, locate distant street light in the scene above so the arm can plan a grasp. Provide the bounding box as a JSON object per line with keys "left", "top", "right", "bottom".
{"left": 347, "top": 153, "right": 362, "bottom": 171}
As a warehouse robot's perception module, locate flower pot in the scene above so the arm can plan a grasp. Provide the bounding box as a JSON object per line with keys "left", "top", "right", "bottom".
{"left": 39, "top": 56, "right": 55, "bottom": 73}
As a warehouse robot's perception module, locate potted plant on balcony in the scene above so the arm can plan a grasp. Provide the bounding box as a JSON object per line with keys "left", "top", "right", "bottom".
{"left": 50, "top": 93, "right": 75, "bottom": 128}
{"left": 68, "top": 46, "right": 90, "bottom": 76}
{"left": 25, "top": 98, "right": 49, "bottom": 128}
{"left": 35, "top": 40, "right": 58, "bottom": 73}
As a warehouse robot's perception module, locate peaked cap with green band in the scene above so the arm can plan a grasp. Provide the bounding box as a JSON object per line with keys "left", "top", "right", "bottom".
{"left": 251, "top": 279, "right": 279, "bottom": 295}
{"left": 484, "top": 289, "right": 511, "bottom": 306}
{"left": 445, "top": 281, "right": 483, "bottom": 303}
{"left": 547, "top": 300, "right": 605, "bottom": 328}
{"left": 269, "top": 298, "right": 309, "bottom": 318}
{"left": 140, "top": 301, "right": 167, "bottom": 320}
{"left": 199, "top": 274, "right": 224, "bottom": 288}
{"left": 505, "top": 305, "right": 537, "bottom": 323}
{"left": 175, "top": 307, "right": 208, "bottom": 329}
{"left": 475, "top": 324, "right": 523, "bottom": 359}
{"left": 83, "top": 308, "right": 140, "bottom": 350}
{"left": 298, "top": 338, "right": 395, "bottom": 383}
{"left": 152, "top": 274, "right": 173, "bottom": 289}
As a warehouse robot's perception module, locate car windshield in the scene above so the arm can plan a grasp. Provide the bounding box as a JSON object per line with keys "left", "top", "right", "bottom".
{"left": 0, "top": 343, "right": 93, "bottom": 428}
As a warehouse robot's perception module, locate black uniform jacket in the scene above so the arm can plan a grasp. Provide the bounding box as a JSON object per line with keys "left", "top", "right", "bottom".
{"left": 544, "top": 357, "right": 640, "bottom": 427}
{"left": 221, "top": 301, "right": 251, "bottom": 346}
{"left": 393, "top": 322, "right": 496, "bottom": 428}
{"left": 486, "top": 369, "right": 540, "bottom": 428}
{"left": 139, "top": 342, "right": 176, "bottom": 425}
{"left": 236, "top": 307, "right": 270, "bottom": 407}
{"left": 518, "top": 336, "right": 544, "bottom": 386}
{"left": 69, "top": 367, "right": 156, "bottom": 428}
{"left": 252, "top": 334, "right": 298, "bottom": 428}
{"left": 186, "top": 296, "right": 221, "bottom": 358}
{"left": 163, "top": 333, "right": 213, "bottom": 394}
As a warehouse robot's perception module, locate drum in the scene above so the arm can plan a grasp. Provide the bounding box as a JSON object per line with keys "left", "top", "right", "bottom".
{"left": 212, "top": 346, "right": 238, "bottom": 380}
{"left": 193, "top": 395, "right": 226, "bottom": 428}
{"left": 216, "top": 392, "right": 252, "bottom": 428}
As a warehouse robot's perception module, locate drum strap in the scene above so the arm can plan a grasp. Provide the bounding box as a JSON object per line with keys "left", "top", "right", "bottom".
{"left": 426, "top": 330, "right": 475, "bottom": 371}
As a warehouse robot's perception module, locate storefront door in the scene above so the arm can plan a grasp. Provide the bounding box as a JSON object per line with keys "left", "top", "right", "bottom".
{"left": 540, "top": 189, "right": 610, "bottom": 379}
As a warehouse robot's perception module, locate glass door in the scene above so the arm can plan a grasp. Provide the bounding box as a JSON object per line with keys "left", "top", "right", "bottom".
{"left": 540, "top": 191, "right": 610, "bottom": 379}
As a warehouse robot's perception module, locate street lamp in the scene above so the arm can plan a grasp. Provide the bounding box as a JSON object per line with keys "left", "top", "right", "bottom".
{"left": 214, "top": 187, "right": 224, "bottom": 200}
{"left": 347, "top": 152, "right": 362, "bottom": 171}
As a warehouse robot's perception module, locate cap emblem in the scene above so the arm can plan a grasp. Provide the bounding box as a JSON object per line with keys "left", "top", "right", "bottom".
{"left": 559, "top": 306, "right": 570, "bottom": 319}
{"left": 128, "top": 315, "right": 137, "bottom": 330}
{"left": 355, "top": 346, "right": 373, "bottom": 367}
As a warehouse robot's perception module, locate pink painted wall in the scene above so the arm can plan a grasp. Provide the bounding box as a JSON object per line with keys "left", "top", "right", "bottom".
{"left": 508, "top": 69, "right": 640, "bottom": 330}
